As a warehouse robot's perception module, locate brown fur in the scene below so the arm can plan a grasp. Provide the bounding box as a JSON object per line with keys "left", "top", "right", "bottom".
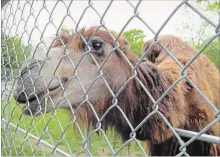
{"left": 142, "top": 35, "right": 196, "bottom": 63}
{"left": 55, "top": 29, "right": 220, "bottom": 156}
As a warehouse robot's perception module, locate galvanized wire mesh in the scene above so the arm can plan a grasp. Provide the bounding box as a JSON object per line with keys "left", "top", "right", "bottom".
{"left": 1, "top": 0, "right": 220, "bottom": 156}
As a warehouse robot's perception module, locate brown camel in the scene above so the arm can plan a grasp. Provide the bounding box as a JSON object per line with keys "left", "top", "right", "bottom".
{"left": 14, "top": 27, "right": 220, "bottom": 156}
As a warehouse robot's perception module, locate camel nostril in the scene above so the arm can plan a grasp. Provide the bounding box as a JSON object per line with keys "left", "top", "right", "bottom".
{"left": 61, "top": 77, "right": 68, "bottom": 84}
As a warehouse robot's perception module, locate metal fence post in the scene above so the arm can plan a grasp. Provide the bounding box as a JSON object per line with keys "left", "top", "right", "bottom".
{"left": 2, "top": 81, "right": 10, "bottom": 150}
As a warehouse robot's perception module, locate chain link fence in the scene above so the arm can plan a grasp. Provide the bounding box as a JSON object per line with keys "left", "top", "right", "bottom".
{"left": 1, "top": 0, "right": 220, "bottom": 156}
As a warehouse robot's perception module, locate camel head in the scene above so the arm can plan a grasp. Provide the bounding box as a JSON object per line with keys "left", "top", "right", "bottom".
{"left": 13, "top": 27, "right": 133, "bottom": 116}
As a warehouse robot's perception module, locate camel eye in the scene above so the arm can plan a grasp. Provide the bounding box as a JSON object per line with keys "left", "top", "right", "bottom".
{"left": 91, "top": 40, "right": 103, "bottom": 51}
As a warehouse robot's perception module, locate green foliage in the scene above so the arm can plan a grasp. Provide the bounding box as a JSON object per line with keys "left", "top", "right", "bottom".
{"left": 196, "top": 37, "right": 220, "bottom": 69}
{"left": 123, "top": 29, "right": 145, "bottom": 57}
{"left": 1, "top": 35, "right": 31, "bottom": 70}
{"left": 177, "top": 0, "right": 219, "bottom": 69}
{"left": 195, "top": 0, "right": 220, "bottom": 69}
{"left": 196, "top": 0, "right": 220, "bottom": 11}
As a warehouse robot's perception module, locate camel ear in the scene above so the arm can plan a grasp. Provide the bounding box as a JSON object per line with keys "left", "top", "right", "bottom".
{"left": 52, "top": 30, "right": 71, "bottom": 47}
{"left": 118, "top": 37, "right": 130, "bottom": 53}
{"left": 143, "top": 41, "right": 162, "bottom": 63}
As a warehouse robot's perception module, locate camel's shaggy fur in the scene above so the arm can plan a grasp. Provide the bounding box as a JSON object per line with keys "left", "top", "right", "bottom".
{"left": 141, "top": 35, "right": 220, "bottom": 155}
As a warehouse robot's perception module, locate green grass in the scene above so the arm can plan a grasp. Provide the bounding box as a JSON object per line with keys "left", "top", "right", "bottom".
{"left": 1, "top": 98, "right": 147, "bottom": 156}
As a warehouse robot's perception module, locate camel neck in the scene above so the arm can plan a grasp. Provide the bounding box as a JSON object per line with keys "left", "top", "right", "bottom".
{"left": 99, "top": 60, "right": 165, "bottom": 141}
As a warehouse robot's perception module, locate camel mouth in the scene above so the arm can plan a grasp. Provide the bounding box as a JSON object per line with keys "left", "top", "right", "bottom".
{"left": 48, "top": 84, "right": 60, "bottom": 92}
{"left": 22, "top": 93, "right": 45, "bottom": 116}
{"left": 18, "top": 84, "right": 61, "bottom": 116}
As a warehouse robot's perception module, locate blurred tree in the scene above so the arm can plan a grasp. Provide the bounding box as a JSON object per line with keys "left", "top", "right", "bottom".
{"left": 196, "top": 0, "right": 220, "bottom": 11}
{"left": 176, "top": 0, "right": 220, "bottom": 69}
{"left": 1, "top": 34, "right": 31, "bottom": 80}
{"left": 196, "top": 38, "right": 220, "bottom": 68}
{"left": 123, "top": 29, "right": 145, "bottom": 57}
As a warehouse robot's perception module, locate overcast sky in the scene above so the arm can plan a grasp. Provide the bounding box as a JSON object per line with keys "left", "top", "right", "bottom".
{"left": 2, "top": 0, "right": 218, "bottom": 48}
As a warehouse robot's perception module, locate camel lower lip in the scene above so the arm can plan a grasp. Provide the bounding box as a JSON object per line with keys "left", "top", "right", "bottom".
{"left": 22, "top": 105, "right": 43, "bottom": 116}
{"left": 22, "top": 108, "right": 43, "bottom": 116}
{"left": 22, "top": 94, "right": 45, "bottom": 116}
